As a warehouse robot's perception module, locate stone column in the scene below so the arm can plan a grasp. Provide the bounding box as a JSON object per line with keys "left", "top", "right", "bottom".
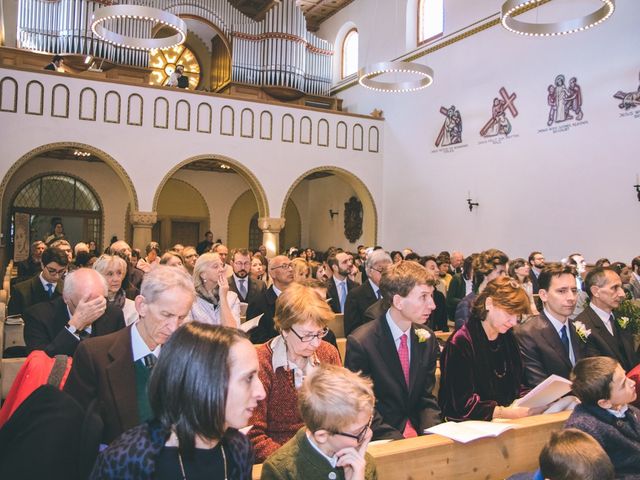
{"left": 129, "top": 211, "right": 157, "bottom": 251}
{"left": 258, "top": 217, "right": 285, "bottom": 258}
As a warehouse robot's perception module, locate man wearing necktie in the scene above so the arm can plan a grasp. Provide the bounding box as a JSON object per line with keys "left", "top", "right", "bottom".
{"left": 515, "top": 263, "right": 586, "bottom": 389}
{"left": 344, "top": 250, "right": 392, "bottom": 336}
{"left": 326, "top": 252, "right": 356, "bottom": 314}
{"left": 575, "top": 267, "right": 639, "bottom": 372}
{"left": 345, "top": 261, "right": 441, "bottom": 440}
{"left": 228, "top": 249, "right": 265, "bottom": 304}
{"left": 64, "top": 266, "right": 196, "bottom": 444}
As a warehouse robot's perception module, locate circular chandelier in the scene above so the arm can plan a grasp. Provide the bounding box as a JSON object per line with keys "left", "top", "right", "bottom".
{"left": 358, "top": 61, "right": 434, "bottom": 93}
{"left": 501, "top": 0, "right": 615, "bottom": 37}
{"left": 91, "top": 5, "right": 187, "bottom": 51}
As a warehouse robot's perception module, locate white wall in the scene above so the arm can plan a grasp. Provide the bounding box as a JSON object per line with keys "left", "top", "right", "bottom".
{"left": 318, "top": 0, "right": 639, "bottom": 262}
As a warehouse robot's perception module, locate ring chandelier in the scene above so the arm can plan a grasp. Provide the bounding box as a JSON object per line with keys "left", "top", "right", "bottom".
{"left": 91, "top": 5, "right": 187, "bottom": 51}
{"left": 501, "top": 0, "right": 615, "bottom": 37}
{"left": 358, "top": 61, "right": 434, "bottom": 93}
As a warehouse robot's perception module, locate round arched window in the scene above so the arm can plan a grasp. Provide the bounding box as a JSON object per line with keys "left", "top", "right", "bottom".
{"left": 149, "top": 45, "right": 201, "bottom": 89}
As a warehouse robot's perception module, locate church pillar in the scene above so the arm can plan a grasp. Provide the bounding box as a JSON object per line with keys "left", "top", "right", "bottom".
{"left": 129, "top": 211, "right": 157, "bottom": 251}
{"left": 258, "top": 217, "right": 285, "bottom": 258}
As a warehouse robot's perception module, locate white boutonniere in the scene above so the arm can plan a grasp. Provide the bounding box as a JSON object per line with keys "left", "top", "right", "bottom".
{"left": 617, "top": 316, "right": 630, "bottom": 330}
{"left": 573, "top": 321, "right": 591, "bottom": 343}
{"left": 415, "top": 328, "right": 431, "bottom": 343}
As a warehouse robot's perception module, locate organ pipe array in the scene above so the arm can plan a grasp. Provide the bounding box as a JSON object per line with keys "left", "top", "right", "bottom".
{"left": 17, "top": 0, "right": 333, "bottom": 96}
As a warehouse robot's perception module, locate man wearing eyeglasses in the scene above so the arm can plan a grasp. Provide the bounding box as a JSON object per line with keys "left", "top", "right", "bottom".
{"left": 228, "top": 249, "right": 265, "bottom": 304}
{"left": 8, "top": 247, "right": 68, "bottom": 316}
{"left": 23, "top": 268, "right": 124, "bottom": 356}
{"left": 247, "top": 255, "right": 294, "bottom": 344}
{"left": 345, "top": 261, "right": 442, "bottom": 440}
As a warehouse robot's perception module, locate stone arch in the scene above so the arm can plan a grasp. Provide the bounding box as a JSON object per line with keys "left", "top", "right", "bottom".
{"left": 152, "top": 154, "right": 269, "bottom": 219}
{"left": 280, "top": 166, "right": 378, "bottom": 246}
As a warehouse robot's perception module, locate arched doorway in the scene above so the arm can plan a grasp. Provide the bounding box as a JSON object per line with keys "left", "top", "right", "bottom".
{"left": 9, "top": 174, "right": 102, "bottom": 259}
{"left": 154, "top": 156, "right": 268, "bottom": 249}
{"left": 282, "top": 167, "right": 377, "bottom": 251}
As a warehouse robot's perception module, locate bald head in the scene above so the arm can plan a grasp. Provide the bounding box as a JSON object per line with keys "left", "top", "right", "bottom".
{"left": 269, "top": 255, "right": 294, "bottom": 290}
{"left": 109, "top": 240, "right": 132, "bottom": 259}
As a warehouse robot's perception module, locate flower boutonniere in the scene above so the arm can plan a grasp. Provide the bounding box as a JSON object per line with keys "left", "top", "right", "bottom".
{"left": 415, "top": 328, "right": 431, "bottom": 343}
{"left": 573, "top": 321, "right": 591, "bottom": 343}
{"left": 617, "top": 316, "right": 630, "bottom": 330}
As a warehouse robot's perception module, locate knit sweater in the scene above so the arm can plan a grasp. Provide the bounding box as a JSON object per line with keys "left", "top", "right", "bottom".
{"left": 248, "top": 340, "right": 341, "bottom": 463}
{"left": 260, "top": 427, "right": 377, "bottom": 480}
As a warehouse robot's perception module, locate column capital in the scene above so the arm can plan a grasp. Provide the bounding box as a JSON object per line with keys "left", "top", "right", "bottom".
{"left": 258, "top": 217, "right": 285, "bottom": 233}
{"left": 129, "top": 211, "right": 157, "bottom": 226}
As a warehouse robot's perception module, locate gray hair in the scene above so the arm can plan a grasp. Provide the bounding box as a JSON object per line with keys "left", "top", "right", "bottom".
{"left": 192, "top": 252, "right": 222, "bottom": 296}
{"left": 63, "top": 268, "right": 108, "bottom": 299}
{"left": 93, "top": 254, "right": 127, "bottom": 277}
{"left": 141, "top": 264, "right": 195, "bottom": 303}
{"left": 366, "top": 249, "right": 392, "bottom": 271}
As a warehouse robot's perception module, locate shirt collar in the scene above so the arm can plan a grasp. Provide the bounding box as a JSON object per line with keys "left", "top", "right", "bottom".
{"left": 305, "top": 431, "right": 338, "bottom": 468}
{"left": 385, "top": 309, "right": 411, "bottom": 342}
{"left": 39, "top": 273, "right": 56, "bottom": 289}
{"left": 606, "top": 405, "right": 629, "bottom": 418}
{"left": 272, "top": 284, "right": 282, "bottom": 297}
{"left": 544, "top": 308, "right": 569, "bottom": 333}
{"left": 269, "top": 335, "right": 318, "bottom": 389}
{"left": 131, "top": 322, "right": 160, "bottom": 362}
{"left": 590, "top": 303, "right": 613, "bottom": 323}
{"left": 333, "top": 275, "right": 346, "bottom": 286}
{"left": 368, "top": 278, "right": 380, "bottom": 296}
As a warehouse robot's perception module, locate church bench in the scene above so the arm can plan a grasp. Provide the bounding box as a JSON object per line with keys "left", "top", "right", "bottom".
{"left": 250, "top": 411, "right": 570, "bottom": 479}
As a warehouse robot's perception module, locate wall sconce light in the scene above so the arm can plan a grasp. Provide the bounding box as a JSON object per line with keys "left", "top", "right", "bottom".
{"left": 467, "top": 192, "right": 479, "bottom": 212}
{"left": 329, "top": 209, "right": 339, "bottom": 219}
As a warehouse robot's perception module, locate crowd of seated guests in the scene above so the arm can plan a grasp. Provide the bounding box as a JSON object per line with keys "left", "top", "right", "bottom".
{"left": 1, "top": 236, "right": 640, "bottom": 479}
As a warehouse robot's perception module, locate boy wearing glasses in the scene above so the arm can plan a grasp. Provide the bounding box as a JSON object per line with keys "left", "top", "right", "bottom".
{"left": 261, "top": 364, "right": 377, "bottom": 480}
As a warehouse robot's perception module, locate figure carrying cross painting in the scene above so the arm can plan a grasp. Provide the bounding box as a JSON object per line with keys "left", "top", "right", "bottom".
{"left": 479, "top": 87, "right": 517, "bottom": 138}
{"left": 435, "top": 105, "right": 462, "bottom": 147}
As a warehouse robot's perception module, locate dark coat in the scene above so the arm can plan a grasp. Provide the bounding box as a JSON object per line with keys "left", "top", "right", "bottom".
{"left": 514, "top": 312, "right": 586, "bottom": 388}
{"left": 565, "top": 404, "right": 640, "bottom": 479}
{"left": 326, "top": 276, "right": 356, "bottom": 314}
{"left": 344, "top": 280, "right": 379, "bottom": 336}
{"left": 228, "top": 274, "right": 266, "bottom": 304}
{"left": 8, "top": 275, "right": 62, "bottom": 316}
{"left": 23, "top": 297, "right": 125, "bottom": 357}
{"left": 445, "top": 273, "right": 468, "bottom": 320}
{"left": 246, "top": 286, "right": 278, "bottom": 344}
{"left": 64, "top": 326, "right": 138, "bottom": 444}
{"left": 576, "top": 306, "right": 639, "bottom": 372}
{"left": 345, "top": 311, "right": 441, "bottom": 439}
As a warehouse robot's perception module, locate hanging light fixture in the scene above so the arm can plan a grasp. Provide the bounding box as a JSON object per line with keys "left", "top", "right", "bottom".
{"left": 91, "top": 4, "right": 187, "bottom": 51}
{"left": 501, "top": 0, "right": 615, "bottom": 37}
{"left": 358, "top": 61, "right": 434, "bottom": 93}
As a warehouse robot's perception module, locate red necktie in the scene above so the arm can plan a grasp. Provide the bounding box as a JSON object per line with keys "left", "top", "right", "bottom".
{"left": 398, "top": 334, "right": 417, "bottom": 438}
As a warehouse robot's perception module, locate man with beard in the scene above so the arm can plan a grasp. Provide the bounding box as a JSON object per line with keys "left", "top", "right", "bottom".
{"left": 326, "top": 251, "right": 356, "bottom": 314}
{"left": 228, "top": 249, "right": 265, "bottom": 304}
{"left": 528, "top": 251, "right": 545, "bottom": 294}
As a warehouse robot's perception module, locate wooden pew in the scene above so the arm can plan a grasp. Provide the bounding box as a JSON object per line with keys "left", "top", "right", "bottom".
{"left": 251, "top": 411, "right": 570, "bottom": 479}
{"left": 327, "top": 313, "right": 344, "bottom": 339}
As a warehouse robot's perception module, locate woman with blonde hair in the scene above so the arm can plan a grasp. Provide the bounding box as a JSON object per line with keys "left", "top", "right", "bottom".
{"left": 440, "top": 276, "right": 545, "bottom": 421}
{"left": 190, "top": 253, "right": 241, "bottom": 328}
{"left": 248, "top": 283, "right": 341, "bottom": 463}
{"left": 93, "top": 254, "right": 138, "bottom": 325}
{"left": 291, "top": 257, "right": 311, "bottom": 283}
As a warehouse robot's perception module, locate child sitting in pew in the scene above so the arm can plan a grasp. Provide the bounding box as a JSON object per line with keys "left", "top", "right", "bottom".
{"left": 564, "top": 356, "right": 640, "bottom": 479}
{"left": 260, "top": 364, "right": 377, "bottom": 480}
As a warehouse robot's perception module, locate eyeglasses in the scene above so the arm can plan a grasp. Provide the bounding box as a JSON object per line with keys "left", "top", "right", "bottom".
{"left": 45, "top": 266, "right": 67, "bottom": 276}
{"left": 289, "top": 326, "right": 329, "bottom": 343}
{"left": 271, "top": 263, "right": 293, "bottom": 271}
{"left": 332, "top": 415, "right": 373, "bottom": 444}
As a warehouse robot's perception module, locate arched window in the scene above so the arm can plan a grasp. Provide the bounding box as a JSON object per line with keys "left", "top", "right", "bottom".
{"left": 10, "top": 174, "right": 102, "bottom": 258}
{"left": 341, "top": 28, "right": 359, "bottom": 78}
{"left": 418, "top": 0, "right": 444, "bottom": 44}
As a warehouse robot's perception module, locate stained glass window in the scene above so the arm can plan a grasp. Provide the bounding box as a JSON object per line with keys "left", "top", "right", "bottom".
{"left": 149, "top": 45, "right": 201, "bottom": 90}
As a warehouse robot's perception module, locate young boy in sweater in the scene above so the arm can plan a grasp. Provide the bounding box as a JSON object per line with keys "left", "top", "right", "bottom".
{"left": 261, "top": 364, "right": 377, "bottom": 480}
{"left": 565, "top": 356, "right": 640, "bottom": 478}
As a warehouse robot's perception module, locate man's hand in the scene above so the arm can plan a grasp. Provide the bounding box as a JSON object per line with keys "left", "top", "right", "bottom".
{"left": 68, "top": 294, "right": 107, "bottom": 330}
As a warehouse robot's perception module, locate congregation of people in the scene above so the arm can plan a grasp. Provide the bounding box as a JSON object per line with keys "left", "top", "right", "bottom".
{"left": 2, "top": 229, "right": 640, "bottom": 479}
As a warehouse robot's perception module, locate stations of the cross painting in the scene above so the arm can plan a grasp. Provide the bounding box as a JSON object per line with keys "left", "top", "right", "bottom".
{"left": 480, "top": 87, "right": 518, "bottom": 138}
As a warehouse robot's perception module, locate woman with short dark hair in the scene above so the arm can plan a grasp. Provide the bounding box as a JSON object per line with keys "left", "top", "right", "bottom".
{"left": 90, "top": 323, "right": 265, "bottom": 479}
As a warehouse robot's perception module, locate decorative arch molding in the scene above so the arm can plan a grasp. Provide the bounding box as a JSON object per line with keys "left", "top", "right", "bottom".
{"left": 0, "top": 142, "right": 140, "bottom": 224}
{"left": 279, "top": 165, "right": 378, "bottom": 244}
{"left": 152, "top": 154, "right": 269, "bottom": 219}
{"left": 157, "top": 177, "right": 210, "bottom": 221}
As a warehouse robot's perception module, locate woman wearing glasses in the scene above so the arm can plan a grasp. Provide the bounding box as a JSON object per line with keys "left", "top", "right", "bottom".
{"left": 248, "top": 283, "right": 341, "bottom": 463}
{"left": 190, "top": 253, "right": 241, "bottom": 328}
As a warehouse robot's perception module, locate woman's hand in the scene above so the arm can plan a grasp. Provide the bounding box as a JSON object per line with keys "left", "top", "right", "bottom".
{"left": 218, "top": 270, "right": 229, "bottom": 299}
{"left": 494, "top": 403, "right": 547, "bottom": 419}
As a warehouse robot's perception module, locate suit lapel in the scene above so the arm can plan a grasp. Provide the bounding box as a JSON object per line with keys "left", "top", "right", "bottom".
{"left": 53, "top": 297, "right": 70, "bottom": 333}
{"left": 408, "top": 325, "right": 422, "bottom": 394}
{"left": 539, "top": 314, "right": 572, "bottom": 370}
{"left": 105, "top": 327, "right": 139, "bottom": 430}
{"left": 377, "top": 316, "right": 407, "bottom": 393}
{"left": 587, "top": 307, "right": 622, "bottom": 360}
{"left": 568, "top": 322, "right": 585, "bottom": 362}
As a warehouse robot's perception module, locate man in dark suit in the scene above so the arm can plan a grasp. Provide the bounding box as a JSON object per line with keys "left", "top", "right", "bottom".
{"left": 326, "top": 251, "right": 357, "bottom": 314}
{"left": 228, "top": 248, "right": 265, "bottom": 304}
{"left": 449, "top": 251, "right": 464, "bottom": 276}
{"left": 528, "top": 251, "right": 545, "bottom": 294}
{"left": 515, "top": 263, "right": 585, "bottom": 388}
{"left": 64, "top": 266, "right": 196, "bottom": 444}
{"left": 344, "top": 249, "right": 392, "bottom": 336}
{"left": 8, "top": 247, "right": 68, "bottom": 316}
{"left": 246, "top": 255, "right": 294, "bottom": 344}
{"left": 345, "top": 261, "right": 441, "bottom": 440}
{"left": 576, "top": 266, "right": 638, "bottom": 372}
{"left": 14, "top": 240, "right": 46, "bottom": 284}
{"left": 23, "top": 268, "right": 125, "bottom": 357}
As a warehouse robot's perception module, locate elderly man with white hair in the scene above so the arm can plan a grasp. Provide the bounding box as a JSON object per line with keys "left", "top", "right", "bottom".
{"left": 23, "top": 268, "right": 125, "bottom": 357}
